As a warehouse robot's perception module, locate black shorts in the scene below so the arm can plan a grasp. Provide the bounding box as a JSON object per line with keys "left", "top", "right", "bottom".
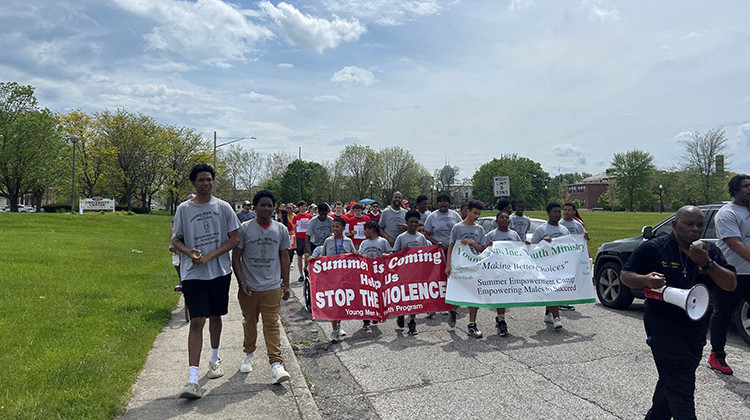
{"left": 182, "top": 274, "right": 231, "bottom": 319}
{"left": 296, "top": 239, "right": 307, "bottom": 256}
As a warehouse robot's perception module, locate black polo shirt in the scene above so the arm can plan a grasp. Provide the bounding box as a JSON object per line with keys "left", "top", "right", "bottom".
{"left": 624, "top": 233, "right": 734, "bottom": 347}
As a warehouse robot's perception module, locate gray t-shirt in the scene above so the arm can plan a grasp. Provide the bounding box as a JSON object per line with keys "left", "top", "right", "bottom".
{"left": 716, "top": 202, "right": 750, "bottom": 274}
{"left": 485, "top": 228, "right": 522, "bottom": 243}
{"left": 393, "top": 231, "right": 430, "bottom": 252}
{"left": 359, "top": 237, "right": 393, "bottom": 258}
{"left": 509, "top": 213, "right": 531, "bottom": 238}
{"left": 172, "top": 196, "right": 240, "bottom": 281}
{"left": 449, "top": 222, "right": 486, "bottom": 255}
{"left": 418, "top": 210, "right": 431, "bottom": 226}
{"left": 379, "top": 206, "right": 408, "bottom": 239}
{"left": 319, "top": 236, "right": 355, "bottom": 256}
{"left": 306, "top": 216, "right": 333, "bottom": 246}
{"left": 237, "top": 219, "right": 290, "bottom": 291}
{"left": 530, "top": 222, "right": 570, "bottom": 244}
{"left": 560, "top": 219, "right": 586, "bottom": 235}
{"left": 424, "top": 210, "right": 462, "bottom": 245}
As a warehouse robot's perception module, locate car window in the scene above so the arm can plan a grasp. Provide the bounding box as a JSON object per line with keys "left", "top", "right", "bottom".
{"left": 704, "top": 211, "right": 717, "bottom": 239}
{"left": 653, "top": 216, "right": 674, "bottom": 237}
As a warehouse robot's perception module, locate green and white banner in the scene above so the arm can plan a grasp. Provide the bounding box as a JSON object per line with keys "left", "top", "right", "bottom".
{"left": 446, "top": 235, "right": 595, "bottom": 307}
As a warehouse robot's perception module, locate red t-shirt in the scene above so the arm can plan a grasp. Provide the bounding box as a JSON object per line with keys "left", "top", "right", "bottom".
{"left": 345, "top": 214, "right": 370, "bottom": 245}
{"left": 291, "top": 213, "right": 313, "bottom": 239}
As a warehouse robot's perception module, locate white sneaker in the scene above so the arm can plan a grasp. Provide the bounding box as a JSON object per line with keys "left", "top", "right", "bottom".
{"left": 271, "top": 363, "right": 290, "bottom": 385}
{"left": 543, "top": 313, "right": 554, "bottom": 324}
{"left": 207, "top": 359, "right": 224, "bottom": 379}
{"left": 339, "top": 329, "right": 347, "bottom": 337}
{"left": 553, "top": 317, "right": 563, "bottom": 330}
{"left": 240, "top": 353, "right": 254, "bottom": 373}
{"left": 179, "top": 382, "right": 201, "bottom": 399}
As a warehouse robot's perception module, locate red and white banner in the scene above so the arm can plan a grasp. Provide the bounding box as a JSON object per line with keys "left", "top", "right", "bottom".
{"left": 309, "top": 245, "right": 454, "bottom": 321}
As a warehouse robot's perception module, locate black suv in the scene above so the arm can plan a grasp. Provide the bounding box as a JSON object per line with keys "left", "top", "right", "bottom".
{"left": 593, "top": 203, "right": 750, "bottom": 345}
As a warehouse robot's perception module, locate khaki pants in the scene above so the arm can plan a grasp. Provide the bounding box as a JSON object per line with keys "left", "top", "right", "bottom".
{"left": 238, "top": 288, "right": 283, "bottom": 364}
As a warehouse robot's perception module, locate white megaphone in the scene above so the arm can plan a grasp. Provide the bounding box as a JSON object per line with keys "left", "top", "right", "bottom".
{"left": 643, "top": 284, "right": 709, "bottom": 321}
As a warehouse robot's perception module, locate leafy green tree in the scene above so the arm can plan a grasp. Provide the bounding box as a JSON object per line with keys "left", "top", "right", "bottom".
{"left": 162, "top": 126, "right": 210, "bottom": 214}
{"left": 376, "top": 146, "right": 432, "bottom": 203}
{"left": 0, "top": 82, "right": 64, "bottom": 211}
{"left": 59, "top": 110, "right": 113, "bottom": 199}
{"left": 334, "top": 144, "right": 380, "bottom": 200}
{"left": 609, "top": 149, "right": 654, "bottom": 211}
{"left": 471, "top": 154, "right": 549, "bottom": 209}
{"left": 263, "top": 159, "right": 330, "bottom": 204}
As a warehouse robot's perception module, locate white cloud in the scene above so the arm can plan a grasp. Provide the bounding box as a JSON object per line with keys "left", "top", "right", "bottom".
{"left": 582, "top": 0, "right": 621, "bottom": 24}
{"left": 682, "top": 32, "right": 701, "bottom": 40}
{"left": 508, "top": 0, "right": 536, "bottom": 11}
{"left": 673, "top": 131, "right": 694, "bottom": 144}
{"left": 277, "top": 63, "right": 294, "bottom": 68}
{"left": 246, "top": 91, "right": 284, "bottom": 103}
{"left": 322, "top": 0, "right": 448, "bottom": 26}
{"left": 553, "top": 143, "right": 587, "bottom": 166}
{"left": 738, "top": 123, "right": 750, "bottom": 144}
{"left": 114, "top": 0, "right": 272, "bottom": 68}
{"left": 259, "top": 2, "right": 365, "bottom": 53}
{"left": 142, "top": 61, "right": 195, "bottom": 72}
{"left": 313, "top": 95, "right": 343, "bottom": 102}
{"left": 331, "top": 66, "right": 377, "bottom": 85}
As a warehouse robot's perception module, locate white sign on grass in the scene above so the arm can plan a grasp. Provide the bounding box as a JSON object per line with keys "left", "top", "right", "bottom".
{"left": 493, "top": 176, "right": 510, "bottom": 197}
{"left": 446, "top": 235, "right": 595, "bottom": 307}
{"left": 79, "top": 197, "right": 116, "bottom": 214}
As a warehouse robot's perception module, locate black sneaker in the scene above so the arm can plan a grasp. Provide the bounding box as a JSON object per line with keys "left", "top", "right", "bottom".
{"left": 467, "top": 323, "right": 483, "bottom": 338}
{"left": 408, "top": 319, "right": 418, "bottom": 335}
{"left": 448, "top": 311, "right": 457, "bottom": 328}
{"left": 397, "top": 315, "right": 405, "bottom": 328}
{"left": 496, "top": 317, "right": 508, "bottom": 336}
{"left": 560, "top": 305, "right": 575, "bottom": 311}
{"left": 297, "top": 275, "right": 304, "bottom": 283}
{"left": 363, "top": 320, "right": 371, "bottom": 330}
{"left": 371, "top": 320, "right": 379, "bottom": 325}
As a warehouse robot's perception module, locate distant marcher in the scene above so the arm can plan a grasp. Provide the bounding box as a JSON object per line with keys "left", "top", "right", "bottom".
{"left": 424, "top": 193, "right": 462, "bottom": 252}
{"left": 416, "top": 195, "right": 431, "bottom": 226}
{"left": 393, "top": 209, "right": 431, "bottom": 335}
{"left": 509, "top": 199, "right": 531, "bottom": 239}
{"left": 232, "top": 190, "right": 291, "bottom": 385}
{"left": 559, "top": 202, "right": 589, "bottom": 311}
{"left": 708, "top": 174, "right": 750, "bottom": 374}
{"left": 236, "top": 200, "right": 255, "bottom": 222}
{"left": 345, "top": 203, "right": 370, "bottom": 249}
{"left": 171, "top": 164, "right": 240, "bottom": 399}
{"left": 292, "top": 201, "right": 313, "bottom": 282}
{"left": 530, "top": 202, "right": 570, "bottom": 330}
{"left": 459, "top": 203, "right": 469, "bottom": 219}
{"left": 379, "top": 192, "right": 408, "bottom": 246}
{"left": 446, "top": 199, "right": 486, "bottom": 337}
{"left": 315, "top": 217, "right": 356, "bottom": 342}
{"left": 621, "top": 206, "right": 736, "bottom": 420}
{"left": 367, "top": 201, "right": 382, "bottom": 224}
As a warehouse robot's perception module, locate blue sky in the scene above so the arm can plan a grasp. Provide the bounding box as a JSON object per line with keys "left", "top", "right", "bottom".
{"left": 2, "top": 0, "right": 749, "bottom": 180}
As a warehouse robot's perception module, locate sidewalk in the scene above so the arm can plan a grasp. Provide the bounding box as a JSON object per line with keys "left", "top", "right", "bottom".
{"left": 120, "top": 281, "right": 321, "bottom": 420}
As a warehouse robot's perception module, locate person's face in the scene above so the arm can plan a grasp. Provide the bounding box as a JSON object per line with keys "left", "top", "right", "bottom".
{"left": 563, "top": 205, "right": 575, "bottom": 220}
{"left": 496, "top": 213, "right": 510, "bottom": 230}
{"left": 501, "top": 205, "right": 512, "bottom": 214}
{"left": 242, "top": 204, "right": 250, "bottom": 212}
{"left": 468, "top": 208, "right": 481, "bottom": 223}
{"left": 311, "top": 207, "right": 318, "bottom": 215}
{"left": 299, "top": 204, "right": 307, "bottom": 213}
{"left": 437, "top": 199, "right": 450, "bottom": 212}
{"left": 460, "top": 206, "right": 469, "bottom": 219}
{"left": 735, "top": 179, "right": 750, "bottom": 206}
{"left": 672, "top": 210, "right": 704, "bottom": 244}
{"left": 286, "top": 204, "right": 294, "bottom": 213}
{"left": 318, "top": 208, "right": 328, "bottom": 219}
{"left": 364, "top": 227, "right": 375, "bottom": 238}
{"left": 406, "top": 217, "right": 419, "bottom": 232}
{"left": 191, "top": 171, "right": 213, "bottom": 195}
{"left": 547, "top": 207, "right": 562, "bottom": 224}
{"left": 392, "top": 193, "right": 402, "bottom": 208}
{"left": 353, "top": 207, "right": 362, "bottom": 216}
{"left": 370, "top": 203, "right": 379, "bottom": 213}
{"left": 515, "top": 202, "right": 525, "bottom": 212}
{"left": 334, "top": 204, "right": 343, "bottom": 215}
{"left": 256, "top": 197, "right": 274, "bottom": 221}
{"left": 417, "top": 200, "right": 428, "bottom": 212}
{"left": 332, "top": 221, "right": 345, "bottom": 236}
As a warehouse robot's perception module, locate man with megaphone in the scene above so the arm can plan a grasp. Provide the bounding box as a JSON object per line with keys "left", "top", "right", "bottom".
{"left": 622, "top": 205, "right": 736, "bottom": 420}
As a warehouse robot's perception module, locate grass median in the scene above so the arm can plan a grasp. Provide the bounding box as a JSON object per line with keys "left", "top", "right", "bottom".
{"left": 0, "top": 212, "right": 177, "bottom": 419}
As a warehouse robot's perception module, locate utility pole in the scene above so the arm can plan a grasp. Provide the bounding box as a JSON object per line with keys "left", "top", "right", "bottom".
{"left": 213, "top": 131, "right": 217, "bottom": 169}
{"left": 298, "top": 147, "right": 302, "bottom": 201}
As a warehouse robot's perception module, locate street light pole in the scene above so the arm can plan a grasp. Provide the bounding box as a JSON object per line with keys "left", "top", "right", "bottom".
{"left": 659, "top": 184, "right": 664, "bottom": 212}
{"left": 70, "top": 135, "right": 79, "bottom": 214}
{"left": 212, "top": 131, "right": 257, "bottom": 169}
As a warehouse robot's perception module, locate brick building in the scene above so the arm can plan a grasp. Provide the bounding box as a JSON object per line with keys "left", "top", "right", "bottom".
{"left": 566, "top": 172, "right": 610, "bottom": 209}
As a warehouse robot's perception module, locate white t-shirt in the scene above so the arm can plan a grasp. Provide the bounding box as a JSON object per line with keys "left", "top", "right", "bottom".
{"left": 716, "top": 202, "right": 750, "bottom": 274}
{"left": 530, "top": 222, "right": 570, "bottom": 244}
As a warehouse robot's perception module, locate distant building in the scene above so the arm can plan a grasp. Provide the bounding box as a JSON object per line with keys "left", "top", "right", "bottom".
{"left": 452, "top": 185, "right": 473, "bottom": 205}
{"left": 566, "top": 172, "right": 611, "bottom": 209}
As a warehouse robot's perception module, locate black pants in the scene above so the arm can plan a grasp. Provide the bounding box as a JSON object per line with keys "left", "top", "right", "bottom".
{"left": 710, "top": 274, "right": 750, "bottom": 354}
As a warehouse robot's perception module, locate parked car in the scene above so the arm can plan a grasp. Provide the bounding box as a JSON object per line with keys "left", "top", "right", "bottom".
{"left": 477, "top": 216, "right": 546, "bottom": 242}
{"left": 2, "top": 204, "right": 35, "bottom": 212}
{"left": 593, "top": 203, "right": 750, "bottom": 345}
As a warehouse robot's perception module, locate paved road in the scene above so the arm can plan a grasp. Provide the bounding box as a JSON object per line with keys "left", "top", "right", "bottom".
{"left": 284, "top": 259, "right": 750, "bottom": 419}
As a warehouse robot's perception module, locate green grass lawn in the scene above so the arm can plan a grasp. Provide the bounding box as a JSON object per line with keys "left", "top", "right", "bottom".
{"left": 481, "top": 209, "right": 670, "bottom": 257}
{"left": 0, "top": 212, "right": 177, "bottom": 419}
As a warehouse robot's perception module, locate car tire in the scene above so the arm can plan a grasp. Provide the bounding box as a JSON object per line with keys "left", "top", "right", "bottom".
{"left": 595, "top": 261, "right": 634, "bottom": 309}
{"left": 733, "top": 299, "right": 750, "bottom": 346}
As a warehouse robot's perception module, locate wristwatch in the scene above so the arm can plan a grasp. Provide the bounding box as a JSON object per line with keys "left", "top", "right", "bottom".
{"left": 701, "top": 259, "right": 715, "bottom": 270}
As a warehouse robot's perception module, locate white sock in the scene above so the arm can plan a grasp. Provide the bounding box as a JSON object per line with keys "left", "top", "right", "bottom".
{"left": 271, "top": 362, "right": 280, "bottom": 368}
{"left": 209, "top": 348, "right": 219, "bottom": 363}
{"left": 189, "top": 366, "right": 199, "bottom": 384}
